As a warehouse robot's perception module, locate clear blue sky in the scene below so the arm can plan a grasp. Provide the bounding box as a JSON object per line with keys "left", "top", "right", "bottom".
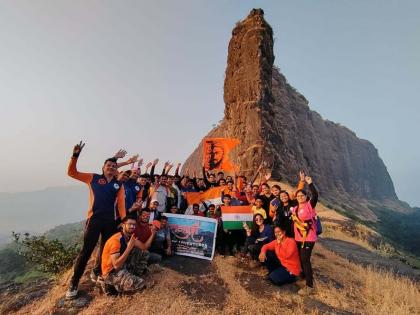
{"left": 0, "top": 1, "right": 419, "bottom": 207}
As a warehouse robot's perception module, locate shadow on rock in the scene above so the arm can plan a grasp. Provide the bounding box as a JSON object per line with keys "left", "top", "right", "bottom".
{"left": 162, "top": 255, "right": 213, "bottom": 276}
{"left": 320, "top": 238, "right": 420, "bottom": 281}
{"left": 0, "top": 278, "right": 52, "bottom": 314}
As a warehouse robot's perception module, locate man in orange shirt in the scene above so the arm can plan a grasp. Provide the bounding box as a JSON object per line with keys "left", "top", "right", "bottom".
{"left": 101, "top": 214, "right": 152, "bottom": 293}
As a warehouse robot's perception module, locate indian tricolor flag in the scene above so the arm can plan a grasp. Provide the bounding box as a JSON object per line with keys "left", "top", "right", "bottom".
{"left": 221, "top": 206, "right": 253, "bottom": 230}
{"left": 184, "top": 186, "right": 224, "bottom": 214}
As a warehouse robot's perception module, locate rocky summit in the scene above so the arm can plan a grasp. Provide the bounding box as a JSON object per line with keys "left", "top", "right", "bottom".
{"left": 182, "top": 8, "right": 405, "bottom": 220}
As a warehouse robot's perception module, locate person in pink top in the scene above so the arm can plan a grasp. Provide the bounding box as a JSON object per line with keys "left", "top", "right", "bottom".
{"left": 258, "top": 226, "right": 301, "bottom": 286}
{"left": 291, "top": 175, "right": 318, "bottom": 295}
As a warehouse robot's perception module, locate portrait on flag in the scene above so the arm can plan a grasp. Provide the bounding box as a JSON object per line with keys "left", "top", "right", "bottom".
{"left": 166, "top": 213, "right": 218, "bottom": 261}
{"left": 203, "top": 138, "right": 240, "bottom": 172}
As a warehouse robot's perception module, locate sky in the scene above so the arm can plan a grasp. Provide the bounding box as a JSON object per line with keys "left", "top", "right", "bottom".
{"left": 0, "top": 1, "right": 419, "bottom": 207}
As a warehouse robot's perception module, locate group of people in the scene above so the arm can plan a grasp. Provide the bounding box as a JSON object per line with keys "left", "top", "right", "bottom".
{"left": 65, "top": 141, "right": 320, "bottom": 299}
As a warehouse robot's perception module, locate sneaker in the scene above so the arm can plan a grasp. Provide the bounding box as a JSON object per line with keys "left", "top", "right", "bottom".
{"left": 297, "top": 286, "right": 315, "bottom": 296}
{"left": 147, "top": 264, "right": 164, "bottom": 274}
{"left": 90, "top": 270, "right": 99, "bottom": 283}
{"left": 65, "top": 283, "right": 78, "bottom": 300}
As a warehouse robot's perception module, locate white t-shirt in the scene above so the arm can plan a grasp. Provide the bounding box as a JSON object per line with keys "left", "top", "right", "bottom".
{"left": 152, "top": 185, "right": 168, "bottom": 213}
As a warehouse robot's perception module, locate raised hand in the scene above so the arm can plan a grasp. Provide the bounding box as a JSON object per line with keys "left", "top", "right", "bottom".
{"left": 265, "top": 172, "right": 272, "bottom": 181}
{"left": 113, "top": 149, "right": 127, "bottom": 159}
{"left": 127, "top": 234, "right": 137, "bottom": 251}
{"left": 137, "top": 158, "right": 144, "bottom": 167}
{"left": 73, "top": 141, "right": 85, "bottom": 156}
{"left": 129, "top": 201, "right": 142, "bottom": 213}
{"left": 177, "top": 163, "right": 181, "bottom": 168}
{"left": 305, "top": 176, "right": 313, "bottom": 185}
{"left": 299, "top": 170, "right": 305, "bottom": 182}
{"left": 145, "top": 162, "right": 152, "bottom": 169}
{"left": 153, "top": 158, "right": 159, "bottom": 166}
{"left": 127, "top": 154, "right": 139, "bottom": 164}
{"left": 164, "top": 161, "right": 170, "bottom": 167}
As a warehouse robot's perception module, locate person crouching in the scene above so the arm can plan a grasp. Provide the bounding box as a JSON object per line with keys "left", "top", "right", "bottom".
{"left": 101, "top": 214, "right": 154, "bottom": 294}
{"left": 258, "top": 225, "right": 301, "bottom": 286}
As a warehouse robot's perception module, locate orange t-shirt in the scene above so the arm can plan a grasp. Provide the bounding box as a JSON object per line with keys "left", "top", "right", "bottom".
{"left": 101, "top": 232, "right": 127, "bottom": 277}
{"left": 261, "top": 237, "right": 301, "bottom": 276}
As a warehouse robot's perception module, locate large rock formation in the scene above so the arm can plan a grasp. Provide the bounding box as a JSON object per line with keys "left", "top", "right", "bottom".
{"left": 183, "top": 9, "right": 402, "bottom": 220}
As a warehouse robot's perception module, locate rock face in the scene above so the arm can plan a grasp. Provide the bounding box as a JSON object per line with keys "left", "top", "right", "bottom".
{"left": 183, "top": 9, "right": 401, "bottom": 219}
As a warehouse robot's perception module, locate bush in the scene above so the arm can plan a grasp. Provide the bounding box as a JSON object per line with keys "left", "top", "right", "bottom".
{"left": 12, "top": 232, "right": 79, "bottom": 274}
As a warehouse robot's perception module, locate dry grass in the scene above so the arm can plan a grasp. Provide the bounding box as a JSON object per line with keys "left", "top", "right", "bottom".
{"left": 363, "top": 265, "right": 420, "bottom": 315}
{"left": 11, "top": 196, "right": 420, "bottom": 315}
{"left": 14, "top": 244, "right": 419, "bottom": 315}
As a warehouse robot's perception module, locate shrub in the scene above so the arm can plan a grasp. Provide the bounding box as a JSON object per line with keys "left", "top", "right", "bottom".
{"left": 12, "top": 232, "right": 79, "bottom": 274}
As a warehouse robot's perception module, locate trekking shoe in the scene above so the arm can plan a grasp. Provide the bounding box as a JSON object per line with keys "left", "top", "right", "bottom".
{"left": 147, "top": 264, "right": 164, "bottom": 274}
{"left": 90, "top": 270, "right": 99, "bottom": 283}
{"left": 297, "top": 286, "right": 315, "bottom": 296}
{"left": 65, "top": 283, "right": 78, "bottom": 300}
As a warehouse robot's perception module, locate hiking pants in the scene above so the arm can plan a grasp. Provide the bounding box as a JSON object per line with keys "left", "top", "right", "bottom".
{"left": 71, "top": 216, "right": 118, "bottom": 286}
{"left": 296, "top": 241, "right": 315, "bottom": 287}
{"left": 265, "top": 251, "right": 297, "bottom": 285}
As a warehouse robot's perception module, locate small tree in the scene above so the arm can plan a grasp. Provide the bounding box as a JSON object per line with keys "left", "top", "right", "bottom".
{"left": 12, "top": 232, "right": 79, "bottom": 274}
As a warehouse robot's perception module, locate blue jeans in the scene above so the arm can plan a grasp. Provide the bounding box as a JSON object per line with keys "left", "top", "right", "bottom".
{"left": 265, "top": 251, "right": 297, "bottom": 286}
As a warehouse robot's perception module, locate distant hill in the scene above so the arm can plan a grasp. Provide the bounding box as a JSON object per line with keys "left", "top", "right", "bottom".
{"left": 0, "top": 186, "right": 87, "bottom": 235}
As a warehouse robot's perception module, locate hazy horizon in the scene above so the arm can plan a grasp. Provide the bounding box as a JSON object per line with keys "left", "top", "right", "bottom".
{"left": 0, "top": 1, "right": 419, "bottom": 207}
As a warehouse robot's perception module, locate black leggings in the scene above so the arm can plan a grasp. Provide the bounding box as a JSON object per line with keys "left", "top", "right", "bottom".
{"left": 71, "top": 216, "right": 118, "bottom": 286}
{"left": 296, "top": 241, "right": 315, "bottom": 287}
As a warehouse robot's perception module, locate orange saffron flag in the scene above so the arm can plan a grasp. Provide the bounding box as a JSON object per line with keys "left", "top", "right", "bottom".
{"left": 203, "top": 138, "right": 240, "bottom": 172}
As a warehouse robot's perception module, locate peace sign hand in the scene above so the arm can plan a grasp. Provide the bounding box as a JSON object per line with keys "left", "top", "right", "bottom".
{"left": 73, "top": 141, "right": 85, "bottom": 157}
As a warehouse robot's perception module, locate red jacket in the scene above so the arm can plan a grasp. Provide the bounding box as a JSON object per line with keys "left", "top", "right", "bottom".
{"left": 261, "top": 237, "right": 301, "bottom": 276}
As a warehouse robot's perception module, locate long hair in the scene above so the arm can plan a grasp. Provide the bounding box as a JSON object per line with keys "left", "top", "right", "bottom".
{"left": 251, "top": 213, "right": 265, "bottom": 236}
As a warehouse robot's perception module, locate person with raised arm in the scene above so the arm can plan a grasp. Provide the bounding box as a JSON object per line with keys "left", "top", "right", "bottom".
{"left": 291, "top": 175, "right": 319, "bottom": 295}
{"left": 66, "top": 141, "right": 132, "bottom": 300}
{"left": 269, "top": 171, "right": 306, "bottom": 237}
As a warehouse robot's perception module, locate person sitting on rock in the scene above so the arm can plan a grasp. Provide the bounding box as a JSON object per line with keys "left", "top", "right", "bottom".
{"left": 242, "top": 214, "right": 274, "bottom": 262}
{"left": 258, "top": 225, "right": 301, "bottom": 286}
{"left": 101, "top": 214, "right": 153, "bottom": 294}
